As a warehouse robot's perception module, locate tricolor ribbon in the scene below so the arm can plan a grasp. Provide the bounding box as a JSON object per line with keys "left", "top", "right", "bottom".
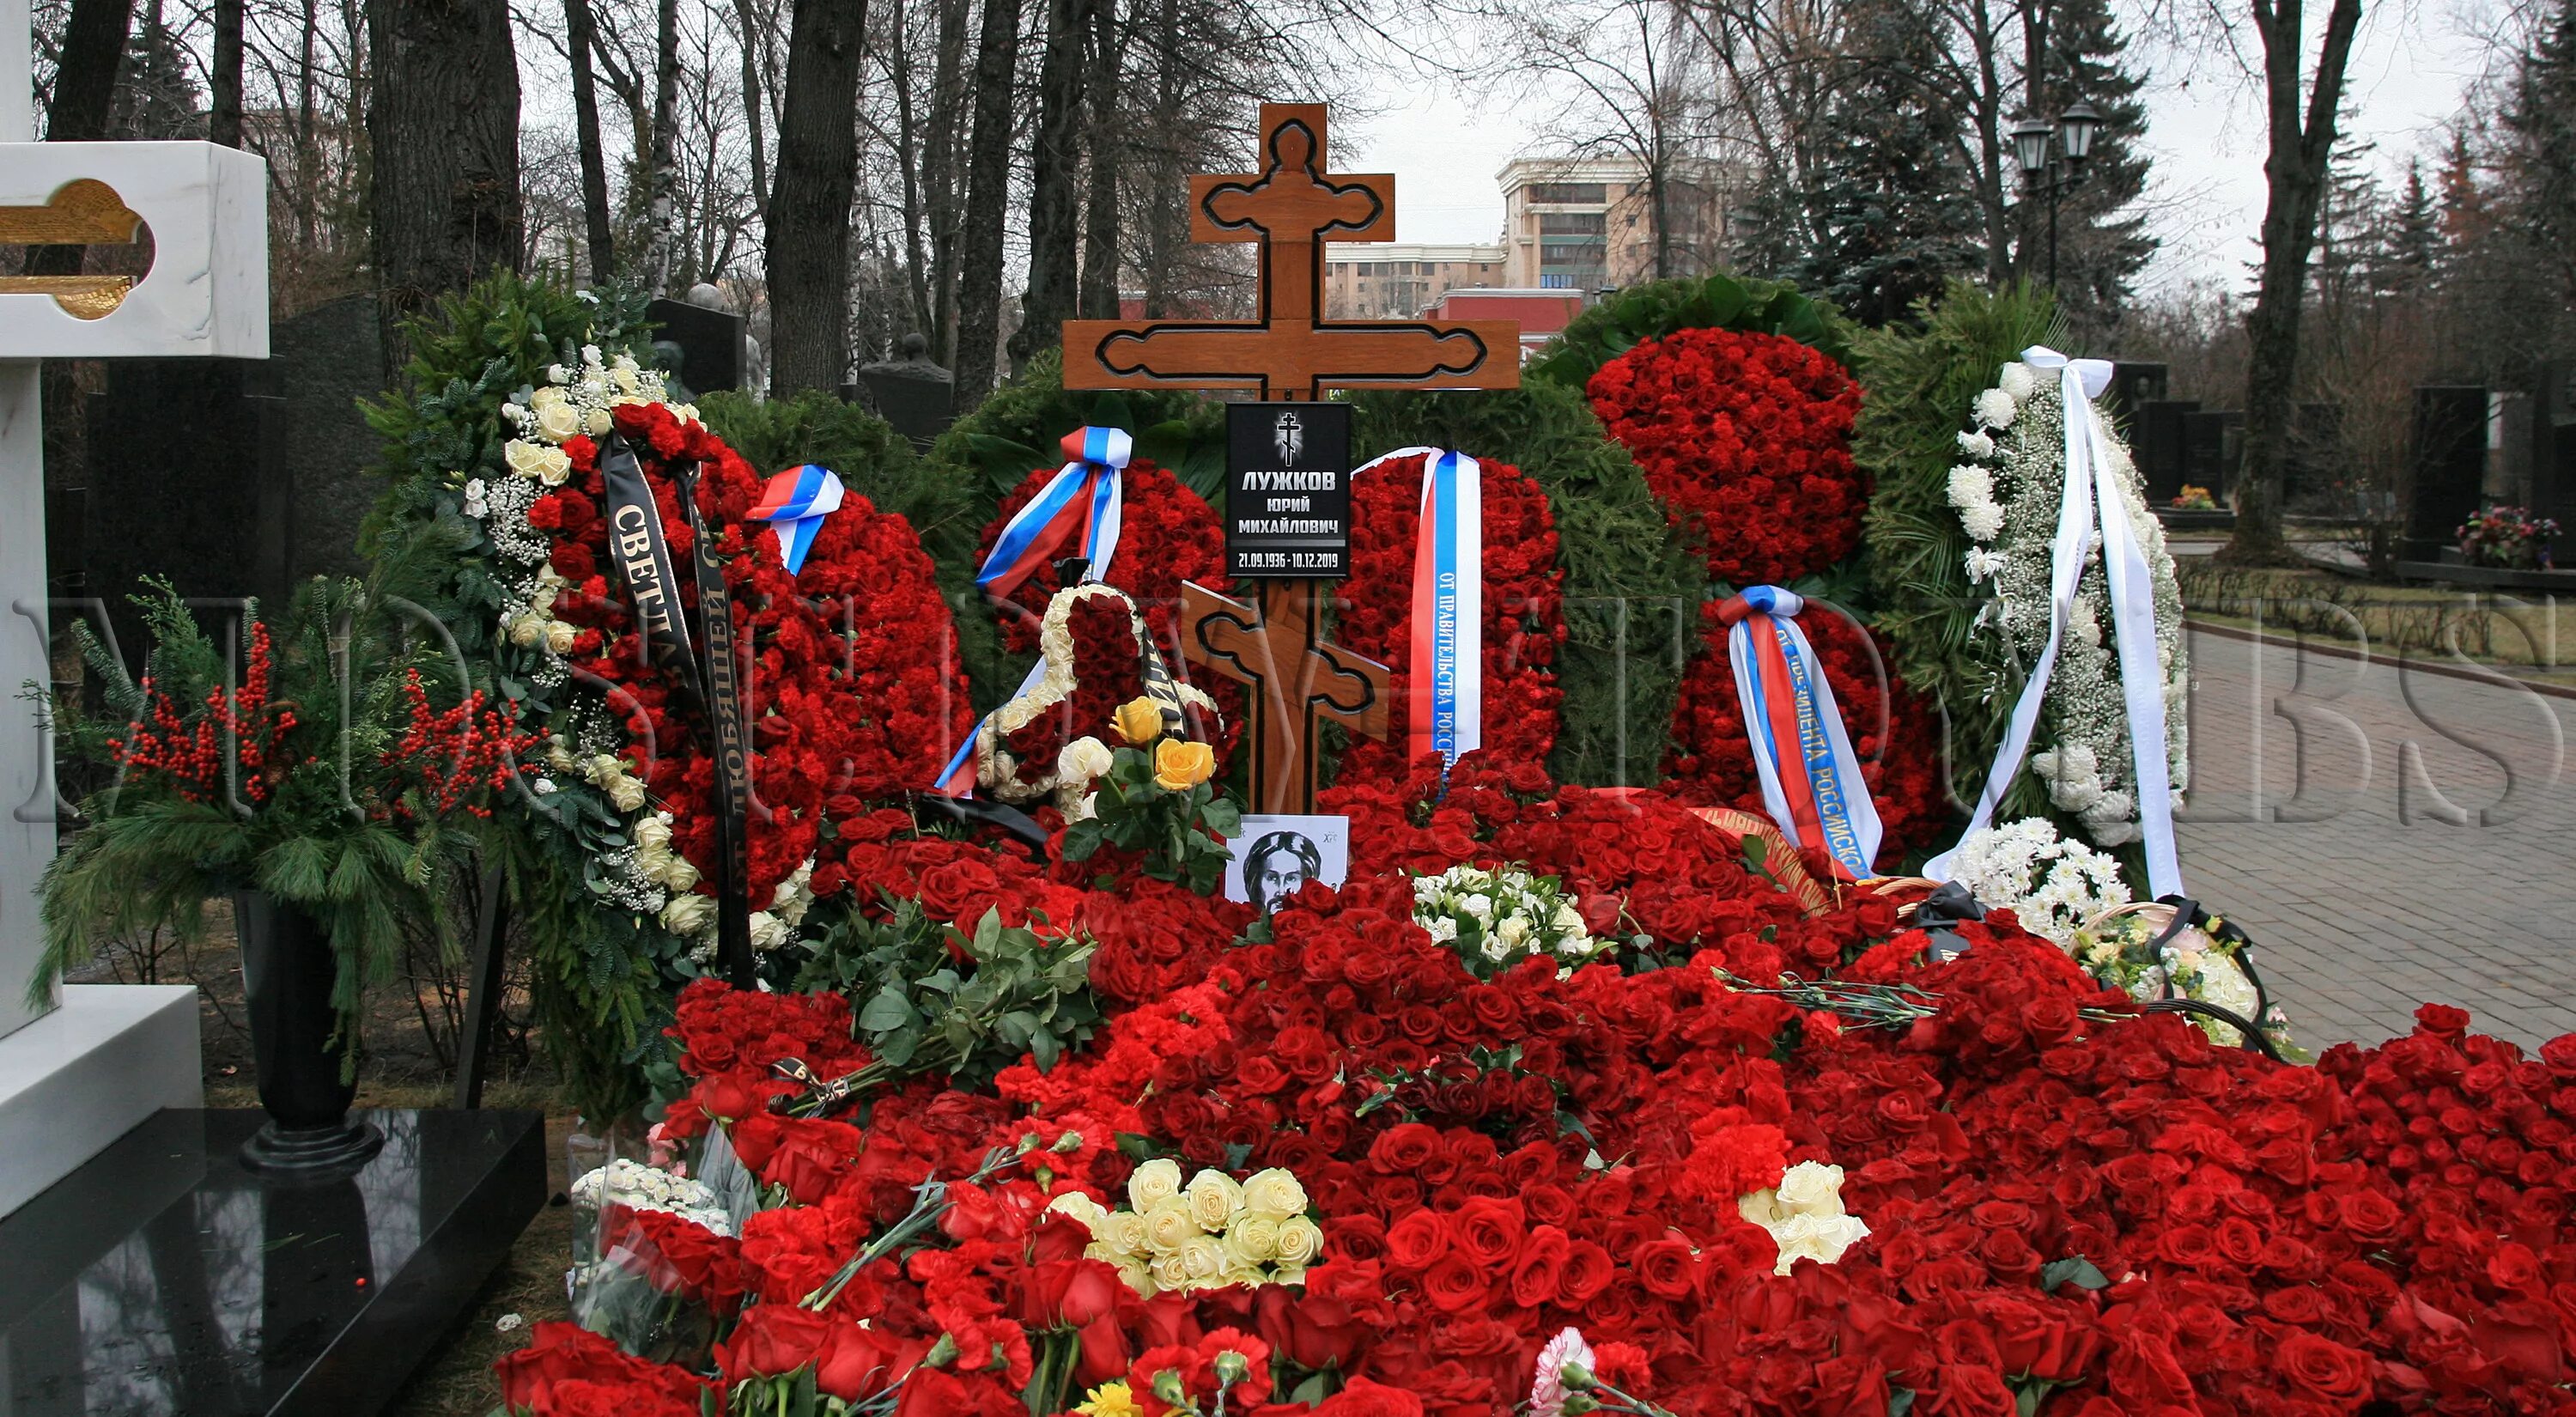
{"left": 934, "top": 427, "right": 1133, "bottom": 796}
{"left": 748, "top": 464, "right": 846, "bottom": 575}
{"left": 1355, "top": 446, "right": 1485, "bottom": 770}
{"left": 1719, "top": 586, "right": 1884, "bottom": 881}
{"left": 1924, "top": 348, "right": 2183, "bottom": 899}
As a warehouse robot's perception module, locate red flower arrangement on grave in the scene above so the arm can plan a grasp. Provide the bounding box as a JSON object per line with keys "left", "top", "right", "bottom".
{"left": 1585, "top": 327, "right": 1868, "bottom": 588}
{"left": 1660, "top": 599, "right": 1947, "bottom": 865}
{"left": 1331, "top": 451, "right": 1567, "bottom": 783}
{"left": 532, "top": 401, "right": 973, "bottom": 909}
{"left": 502, "top": 739, "right": 2576, "bottom": 1416}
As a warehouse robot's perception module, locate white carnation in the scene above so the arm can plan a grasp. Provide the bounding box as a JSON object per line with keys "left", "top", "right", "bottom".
{"left": 1998, "top": 362, "right": 2038, "bottom": 399}
{"left": 1959, "top": 502, "right": 2006, "bottom": 542}
{"left": 1974, "top": 387, "right": 2019, "bottom": 429}
{"left": 1945, "top": 464, "right": 1995, "bottom": 513}
{"left": 1955, "top": 429, "right": 1996, "bottom": 459}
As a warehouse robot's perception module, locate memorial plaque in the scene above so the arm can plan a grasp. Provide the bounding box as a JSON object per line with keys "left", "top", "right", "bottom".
{"left": 1225, "top": 400, "right": 1351, "bottom": 578}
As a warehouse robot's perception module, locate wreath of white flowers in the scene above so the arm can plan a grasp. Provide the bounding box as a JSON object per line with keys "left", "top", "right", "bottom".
{"left": 1942, "top": 361, "right": 2189, "bottom": 853}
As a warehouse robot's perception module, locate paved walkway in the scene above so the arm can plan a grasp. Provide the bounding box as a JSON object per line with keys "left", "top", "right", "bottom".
{"left": 2176, "top": 625, "right": 2576, "bottom": 1053}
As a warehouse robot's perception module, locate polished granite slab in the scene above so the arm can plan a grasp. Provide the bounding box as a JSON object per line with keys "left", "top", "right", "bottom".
{"left": 0, "top": 1108, "right": 545, "bottom": 1417}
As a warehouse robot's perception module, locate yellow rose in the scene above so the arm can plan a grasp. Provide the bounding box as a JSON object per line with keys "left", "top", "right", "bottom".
{"left": 1239, "top": 1167, "right": 1308, "bottom": 1220}
{"left": 1153, "top": 738, "right": 1217, "bottom": 792}
{"left": 1127, "top": 1157, "right": 1183, "bottom": 1212}
{"left": 1111, "top": 696, "right": 1166, "bottom": 745}
{"left": 1141, "top": 1197, "right": 1200, "bottom": 1254}
{"left": 1273, "top": 1216, "right": 1324, "bottom": 1267}
{"left": 1184, "top": 1169, "right": 1243, "bottom": 1231}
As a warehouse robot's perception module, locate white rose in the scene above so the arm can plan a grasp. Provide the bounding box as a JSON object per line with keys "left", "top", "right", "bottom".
{"left": 507, "top": 612, "right": 546, "bottom": 648}
{"left": 748, "top": 909, "right": 793, "bottom": 953}
{"left": 1048, "top": 1190, "right": 1112, "bottom": 1238}
{"left": 1238, "top": 1167, "right": 1307, "bottom": 1220}
{"left": 611, "top": 362, "right": 641, "bottom": 394}
{"left": 607, "top": 775, "right": 647, "bottom": 812}
{"left": 529, "top": 392, "right": 583, "bottom": 444}
{"left": 584, "top": 407, "right": 613, "bottom": 437}
{"left": 659, "top": 854, "right": 702, "bottom": 893}
{"left": 1098, "top": 1209, "right": 1151, "bottom": 1258}
{"left": 544, "top": 619, "right": 579, "bottom": 655}
{"left": 1222, "top": 1213, "right": 1281, "bottom": 1263}
{"left": 1185, "top": 1169, "right": 1244, "bottom": 1231}
{"left": 1174, "top": 1234, "right": 1228, "bottom": 1288}
{"left": 1141, "top": 1198, "right": 1201, "bottom": 1254}
{"left": 1273, "top": 1216, "right": 1324, "bottom": 1266}
{"left": 1738, "top": 1189, "right": 1786, "bottom": 1227}
{"left": 463, "top": 478, "right": 489, "bottom": 518}
{"left": 1056, "top": 735, "right": 1115, "bottom": 784}
{"left": 1773, "top": 1161, "right": 1847, "bottom": 1218}
{"left": 1127, "top": 1158, "right": 1185, "bottom": 1212}
{"left": 1768, "top": 1211, "right": 1869, "bottom": 1275}
{"left": 505, "top": 438, "right": 568, "bottom": 483}
{"left": 659, "top": 892, "right": 715, "bottom": 935}
{"left": 635, "top": 814, "right": 672, "bottom": 853}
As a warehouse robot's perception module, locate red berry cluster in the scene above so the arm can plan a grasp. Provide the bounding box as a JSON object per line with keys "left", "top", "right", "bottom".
{"left": 109, "top": 621, "right": 296, "bottom": 804}
{"left": 386, "top": 668, "right": 548, "bottom": 818}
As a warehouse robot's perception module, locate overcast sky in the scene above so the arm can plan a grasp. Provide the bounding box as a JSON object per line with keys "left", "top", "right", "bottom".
{"left": 1345, "top": 1, "right": 2507, "bottom": 298}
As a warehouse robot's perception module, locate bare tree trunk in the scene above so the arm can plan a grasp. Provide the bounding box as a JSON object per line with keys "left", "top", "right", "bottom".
{"left": 2228, "top": 0, "right": 2366, "bottom": 562}
{"left": 1139, "top": 0, "right": 1181, "bottom": 316}
{"left": 922, "top": 0, "right": 971, "bottom": 358}
{"left": 642, "top": 0, "right": 683, "bottom": 293}
{"left": 1076, "top": 0, "right": 1120, "bottom": 318}
{"left": 210, "top": 0, "right": 245, "bottom": 147}
{"left": 766, "top": 0, "right": 869, "bottom": 395}
{"left": 1005, "top": 0, "right": 1085, "bottom": 370}
{"left": 890, "top": 0, "right": 935, "bottom": 337}
{"left": 953, "top": 0, "right": 1022, "bottom": 400}
{"left": 24, "top": 0, "right": 135, "bottom": 277}
{"left": 368, "top": 0, "right": 524, "bottom": 376}
{"left": 566, "top": 0, "right": 618, "bottom": 283}
{"left": 732, "top": 0, "right": 770, "bottom": 213}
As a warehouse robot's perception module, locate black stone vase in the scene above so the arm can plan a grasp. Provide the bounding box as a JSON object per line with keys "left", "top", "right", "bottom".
{"left": 234, "top": 890, "right": 385, "bottom": 1177}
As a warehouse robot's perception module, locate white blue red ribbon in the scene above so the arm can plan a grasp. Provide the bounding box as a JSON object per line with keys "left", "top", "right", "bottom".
{"left": 1925, "top": 348, "right": 2184, "bottom": 898}
{"left": 1353, "top": 446, "right": 1486, "bottom": 770}
{"left": 748, "top": 464, "right": 845, "bottom": 575}
{"left": 935, "top": 427, "right": 1133, "bottom": 796}
{"left": 1720, "top": 586, "right": 1884, "bottom": 881}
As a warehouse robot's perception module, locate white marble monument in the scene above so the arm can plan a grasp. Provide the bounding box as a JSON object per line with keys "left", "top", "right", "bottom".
{"left": 0, "top": 0, "right": 268, "bottom": 1214}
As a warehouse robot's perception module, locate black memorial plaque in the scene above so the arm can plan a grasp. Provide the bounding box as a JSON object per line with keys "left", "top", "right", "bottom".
{"left": 1226, "top": 401, "right": 1352, "bottom": 579}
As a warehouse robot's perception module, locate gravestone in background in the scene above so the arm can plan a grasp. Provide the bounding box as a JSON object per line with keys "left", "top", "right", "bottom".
{"left": 2408, "top": 386, "right": 2492, "bottom": 562}
{"left": 646, "top": 295, "right": 744, "bottom": 400}
{"left": 81, "top": 295, "right": 381, "bottom": 664}
{"left": 2532, "top": 362, "right": 2576, "bottom": 564}
{"left": 2180, "top": 409, "right": 2245, "bottom": 500}
{"left": 857, "top": 332, "right": 957, "bottom": 447}
{"left": 2106, "top": 362, "right": 2167, "bottom": 418}
{"left": 2133, "top": 399, "right": 2200, "bottom": 502}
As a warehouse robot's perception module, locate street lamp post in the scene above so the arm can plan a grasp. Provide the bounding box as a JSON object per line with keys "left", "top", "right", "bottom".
{"left": 2011, "top": 100, "right": 2102, "bottom": 289}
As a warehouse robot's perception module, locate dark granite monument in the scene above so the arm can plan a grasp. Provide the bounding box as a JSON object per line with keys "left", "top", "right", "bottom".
{"left": 2132, "top": 399, "right": 2201, "bottom": 502}
{"left": 646, "top": 292, "right": 745, "bottom": 401}
{"left": 856, "top": 333, "right": 957, "bottom": 446}
{"left": 2408, "top": 385, "right": 2492, "bottom": 562}
{"left": 0, "top": 1108, "right": 544, "bottom": 1417}
{"left": 2179, "top": 409, "right": 2245, "bottom": 500}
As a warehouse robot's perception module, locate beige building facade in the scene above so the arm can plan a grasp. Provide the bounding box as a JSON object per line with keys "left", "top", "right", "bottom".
{"left": 1497, "top": 155, "right": 1735, "bottom": 291}
{"left": 1322, "top": 243, "right": 1510, "bottom": 319}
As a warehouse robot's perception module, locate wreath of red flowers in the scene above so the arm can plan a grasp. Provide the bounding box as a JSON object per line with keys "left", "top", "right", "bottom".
{"left": 1586, "top": 326, "right": 1868, "bottom": 587}
{"left": 536, "top": 402, "right": 975, "bottom": 907}
{"left": 1662, "top": 599, "right": 1947, "bottom": 864}
{"left": 1329, "top": 451, "right": 1568, "bottom": 782}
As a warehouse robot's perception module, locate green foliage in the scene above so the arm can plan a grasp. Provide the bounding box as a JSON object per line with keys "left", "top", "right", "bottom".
{"left": 36, "top": 578, "right": 468, "bottom": 1063}
{"left": 1060, "top": 742, "right": 1240, "bottom": 895}
{"left": 931, "top": 349, "right": 1229, "bottom": 507}
{"left": 1524, "top": 271, "right": 1865, "bottom": 393}
{"left": 791, "top": 899, "right": 1102, "bottom": 1084}
{"left": 1855, "top": 280, "right": 2062, "bottom": 820}
{"left": 1345, "top": 383, "right": 1704, "bottom": 786}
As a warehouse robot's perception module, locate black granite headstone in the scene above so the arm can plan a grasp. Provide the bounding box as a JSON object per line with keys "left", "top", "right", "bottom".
{"left": 0, "top": 1108, "right": 544, "bottom": 1417}
{"left": 2179, "top": 409, "right": 2245, "bottom": 499}
{"left": 856, "top": 333, "right": 957, "bottom": 447}
{"left": 2106, "top": 362, "right": 2168, "bottom": 417}
{"left": 2133, "top": 398, "right": 2200, "bottom": 502}
{"left": 2530, "top": 362, "right": 2576, "bottom": 564}
{"left": 646, "top": 297, "right": 744, "bottom": 399}
{"left": 2408, "top": 385, "right": 2491, "bottom": 562}
{"left": 80, "top": 296, "right": 385, "bottom": 666}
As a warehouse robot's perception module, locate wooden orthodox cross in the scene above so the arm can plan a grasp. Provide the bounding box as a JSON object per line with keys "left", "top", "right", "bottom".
{"left": 1060, "top": 101, "right": 1520, "bottom": 814}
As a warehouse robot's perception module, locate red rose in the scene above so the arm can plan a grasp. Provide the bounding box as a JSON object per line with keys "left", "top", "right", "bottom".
{"left": 1309, "top": 1377, "right": 1427, "bottom": 1416}
{"left": 814, "top": 1320, "right": 913, "bottom": 1401}
{"left": 2272, "top": 1330, "right": 2372, "bottom": 1404}
{"left": 716, "top": 1304, "right": 833, "bottom": 1382}
{"left": 1384, "top": 1210, "right": 1451, "bottom": 1272}
{"left": 1631, "top": 1238, "right": 1701, "bottom": 1299}
{"left": 1419, "top": 1253, "right": 1491, "bottom": 1314}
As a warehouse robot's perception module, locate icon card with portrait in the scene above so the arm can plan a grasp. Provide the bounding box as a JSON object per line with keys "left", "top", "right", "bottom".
{"left": 1224, "top": 814, "right": 1351, "bottom": 915}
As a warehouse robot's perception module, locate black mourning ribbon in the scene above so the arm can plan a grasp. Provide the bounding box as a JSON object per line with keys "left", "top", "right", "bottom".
{"left": 1915, "top": 881, "right": 1986, "bottom": 962}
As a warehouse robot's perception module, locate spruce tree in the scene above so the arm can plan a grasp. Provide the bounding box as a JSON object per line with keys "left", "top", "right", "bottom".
{"left": 1753, "top": 0, "right": 1983, "bottom": 327}
{"left": 2501, "top": 0, "right": 2576, "bottom": 305}
{"left": 2371, "top": 161, "right": 2443, "bottom": 298}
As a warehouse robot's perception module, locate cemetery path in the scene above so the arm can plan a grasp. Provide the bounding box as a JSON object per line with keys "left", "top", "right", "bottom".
{"left": 2175, "top": 623, "right": 2576, "bottom": 1053}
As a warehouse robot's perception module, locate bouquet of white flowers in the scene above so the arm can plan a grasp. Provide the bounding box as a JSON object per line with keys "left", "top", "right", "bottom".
{"left": 1410, "top": 864, "right": 1604, "bottom": 978}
